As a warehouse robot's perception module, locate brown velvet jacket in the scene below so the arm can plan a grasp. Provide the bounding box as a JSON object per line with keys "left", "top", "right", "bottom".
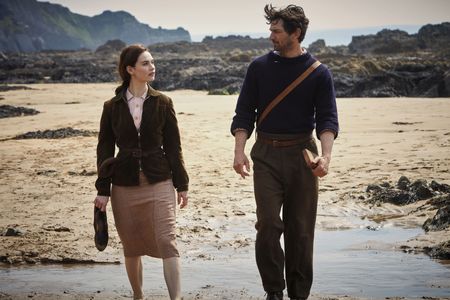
{"left": 95, "top": 85, "right": 189, "bottom": 196}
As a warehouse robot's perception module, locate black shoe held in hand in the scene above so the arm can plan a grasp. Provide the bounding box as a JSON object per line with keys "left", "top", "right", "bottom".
{"left": 94, "top": 206, "right": 108, "bottom": 251}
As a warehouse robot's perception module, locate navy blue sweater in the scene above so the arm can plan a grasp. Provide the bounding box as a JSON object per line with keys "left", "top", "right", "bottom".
{"left": 231, "top": 51, "right": 339, "bottom": 139}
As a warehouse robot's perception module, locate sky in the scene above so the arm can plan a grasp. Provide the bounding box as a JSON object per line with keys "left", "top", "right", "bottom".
{"left": 45, "top": 0, "right": 450, "bottom": 44}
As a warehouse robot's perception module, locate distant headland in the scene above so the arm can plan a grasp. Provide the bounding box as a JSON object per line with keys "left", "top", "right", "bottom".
{"left": 0, "top": 0, "right": 190, "bottom": 52}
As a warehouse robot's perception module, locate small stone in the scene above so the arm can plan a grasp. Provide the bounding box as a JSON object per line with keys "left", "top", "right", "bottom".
{"left": 423, "top": 206, "right": 450, "bottom": 232}
{"left": 366, "top": 184, "right": 383, "bottom": 193}
{"left": 397, "top": 176, "right": 410, "bottom": 191}
{"left": 4, "top": 227, "right": 24, "bottom": 236}
{"left": 366, "top": 225, "right": 381, "bottom": 231}
{"left": 430, "top": 180, "right": 450, "bottom": 193}
{"left": 380, "top": 182, "right": 391, "bottom": 188}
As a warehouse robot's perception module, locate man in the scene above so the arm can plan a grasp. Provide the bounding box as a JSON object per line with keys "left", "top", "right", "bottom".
{"left": 230, "top": 4, "right": 339, "bottom": 300}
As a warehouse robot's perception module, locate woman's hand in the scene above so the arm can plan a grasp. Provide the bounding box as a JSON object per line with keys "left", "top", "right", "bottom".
{"left": 177, "top": 191, "right": 188, "bottom": 209}
{"left": 94, "top": 195, "right": 109, "bottom": 212}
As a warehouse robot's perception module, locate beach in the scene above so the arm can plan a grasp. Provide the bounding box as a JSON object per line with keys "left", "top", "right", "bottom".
{"left": 0, "top": 84, "right": 449, "bottom": 299}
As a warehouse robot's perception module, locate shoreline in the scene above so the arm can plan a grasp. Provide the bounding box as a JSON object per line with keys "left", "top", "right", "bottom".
{"left": 0, "top": 84, "right": 449, "bottom": 299}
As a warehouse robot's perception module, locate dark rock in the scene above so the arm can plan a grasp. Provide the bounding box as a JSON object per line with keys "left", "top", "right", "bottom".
{"left": 1, "top": 23, "right": 450, "bottom": 98}
{"left": 0, "top": 105, "right": 39, "bottom": 118}
{"left": 4, "top": 227, "right": 24, "bottom": 236}
{"left": 380, "top": 182, "right": 391, "bottom": 188}
{"left": 417, "top": 22, "right": 450, "bottom": 50}
{"left": 13, "top": 127, "right": 97, "bottom": 139}
{"left": 208, "top": 88, "right": 231, "bottom": 95}
{"left": 423, "top": 205, "right": 450, "bottom": 232}
{"left": 424, "top": 241, "right": 450, "bottom": 259}
{"left": 364, "top": 178, "right": 445, "bottom": 205}
{"left": 5, "top": 256, "right": 23, "bottom": 264}
{"left": 370, "top": 189, "right": 415, "bottom": 205}
{"left": 427, "top": 194, "right": 450, "bottom": 209}
{"left": 397, "top": 176, "right": 411, "bottom": 191}
{"left": 0, "top": 85, "right": 32, "bottom": 92}
{"left": 349, "top": 29, "right": 419, "bottom": 54}
{"left": 392, "top": 122, "right": 420, "bottom": 125}
{"left": 202, "top": 35, "right": 271, "bottom": 52}
{"left": 309, "top": 39, "right": 347, "bottom": 56}
{"left": 43, "top": 225, "right": 71, "bottom": 232}
{"left": 0, "top": 52, "right": 8, "bottom": 60}
{"left": 308, "top": 39, "right": 327, "bottom": 54}
{"left": 68, "top": 169, "right": 96, "bottom": 176}
{"left": 208, "top": 83, "right": 241, "bottom": 95}
{"left": 95, "top": 39, "right": 126, "bottom": 54}
{"left": 40, "top": 257, "right": 96, "bottom": 264}
{"left": 366, "top": 225, "right": 381, "bottom": 231}
{"left": 36, "top": 169, "right": 57, "bottom": 176}
{"left": 366, "top": 184, "right": 383, "bottom": 193}
{"left": 430, "top": 180, "right": 450, "bottom": 193}
{"left": 150, "top": 41, "right": 210, "bottom": 55}
{"left": 410, "top": 179, "right": 434, "bottom": 200}
{"left": 24, "top": 257, "right": 38, "bottom": 264}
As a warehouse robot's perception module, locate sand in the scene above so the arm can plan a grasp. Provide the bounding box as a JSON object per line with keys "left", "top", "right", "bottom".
{"left": 0, "top": 84, "right": 449, "bottom": 299}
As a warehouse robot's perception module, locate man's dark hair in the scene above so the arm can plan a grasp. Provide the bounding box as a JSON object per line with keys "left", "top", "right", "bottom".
{"left": 264, "top": 4, "right": 309, "bottom": 43}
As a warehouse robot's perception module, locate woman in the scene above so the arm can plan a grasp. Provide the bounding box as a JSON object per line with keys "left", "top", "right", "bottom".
{"left": 94, "top": 44, "right": 189, "bottom": 300}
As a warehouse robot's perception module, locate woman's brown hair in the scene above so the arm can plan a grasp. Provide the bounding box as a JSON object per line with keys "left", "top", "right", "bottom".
{"left": 115, "top": 44, "right": 148, "bottom": 95}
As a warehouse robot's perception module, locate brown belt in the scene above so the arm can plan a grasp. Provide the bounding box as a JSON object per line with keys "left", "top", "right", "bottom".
{"left": 257, "top": 137, "right": 308, "bottom": 147}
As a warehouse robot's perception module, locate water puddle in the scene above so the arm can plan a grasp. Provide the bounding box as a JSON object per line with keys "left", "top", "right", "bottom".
{"left": 1, "top": 227, "right": 449, "bottom": 298}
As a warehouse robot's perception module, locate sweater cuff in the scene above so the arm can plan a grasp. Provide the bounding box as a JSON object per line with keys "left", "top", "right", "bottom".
{"left": 176, "top": 184, "right": 189, "bottom": 192}
{"left": 317, "top": 128, "right": 338, "bottom": 139}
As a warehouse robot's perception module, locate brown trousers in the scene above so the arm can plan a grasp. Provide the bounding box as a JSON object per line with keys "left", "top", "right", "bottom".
{"left": 250, "top": 132, "right": 319, "bottom": 299}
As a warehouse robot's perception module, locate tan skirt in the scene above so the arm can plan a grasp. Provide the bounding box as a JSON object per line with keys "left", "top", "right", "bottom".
{"left": 111, "top": 172, "right": 179, "bottom": 258}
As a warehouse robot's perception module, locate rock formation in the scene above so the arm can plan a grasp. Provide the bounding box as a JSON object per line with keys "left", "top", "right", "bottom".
{"left": 1, "top": 23, "right": 449, "bottom": 97}
{"left": 0, "top": 0, "right": 191, "bottom": 52}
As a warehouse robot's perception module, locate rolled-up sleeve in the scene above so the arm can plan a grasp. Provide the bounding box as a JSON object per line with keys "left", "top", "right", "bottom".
{"left": 314, "top": 69, "right": 339, "bottom": 139}
{"left": 230, "top": 62, "right": 258, "bottom": 138}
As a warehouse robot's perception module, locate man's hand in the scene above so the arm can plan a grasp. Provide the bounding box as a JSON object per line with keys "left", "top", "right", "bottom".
{"left": 311, "top": 156, "right": 330, "bottom": 178}
{"left": 311, "top": 130, "right": 335, "bottom": 178}
{"left": 177, "top": 191, "right": 188, "bottom": 208}
{"left": 233, "top": 151, "right": 251, "bottom": 179}
{"left": 233, "top": 130, "right": 250, "bottom": 179}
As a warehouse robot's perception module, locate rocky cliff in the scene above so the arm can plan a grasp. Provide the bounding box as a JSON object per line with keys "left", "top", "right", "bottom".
{"left": 348, "top": 22, "right": 450, "bottom": 54}
{"left": 0, "top": 0, "right": 190, "bottom": 52}
{"left": 1, "top": 23, "right": 449, "bottom": 97}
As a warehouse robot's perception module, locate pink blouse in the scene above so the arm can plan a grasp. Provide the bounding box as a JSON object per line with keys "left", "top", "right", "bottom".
{"left": 125, "top": 88, "right": 148, "bottom": 130}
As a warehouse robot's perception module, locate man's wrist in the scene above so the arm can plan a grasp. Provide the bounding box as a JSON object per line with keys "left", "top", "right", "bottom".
{"left": 322, "top": 155, "right": 331, "bottom": 163}
{"left": 233, "top": 128, "right": 248, "bottom": 134}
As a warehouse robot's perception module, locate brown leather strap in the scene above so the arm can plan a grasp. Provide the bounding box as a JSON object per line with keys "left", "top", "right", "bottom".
{"left": 257, "top": 137, "right": 307, "bottom": 147}
{"left": 257, "top": 60, "right": 321, "bottom": 127}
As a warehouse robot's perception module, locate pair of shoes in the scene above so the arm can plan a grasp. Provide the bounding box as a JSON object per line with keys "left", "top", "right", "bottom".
{"left": 266, "top": 291, "right": 283, "bottom": 300}
{"left": 93, "top": 206, "right": 108, "bottom": 251}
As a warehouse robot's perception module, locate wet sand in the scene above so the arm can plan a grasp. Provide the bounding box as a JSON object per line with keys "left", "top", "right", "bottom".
{"left": 0, "top": 84, "right": 449, "bottom": 299}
